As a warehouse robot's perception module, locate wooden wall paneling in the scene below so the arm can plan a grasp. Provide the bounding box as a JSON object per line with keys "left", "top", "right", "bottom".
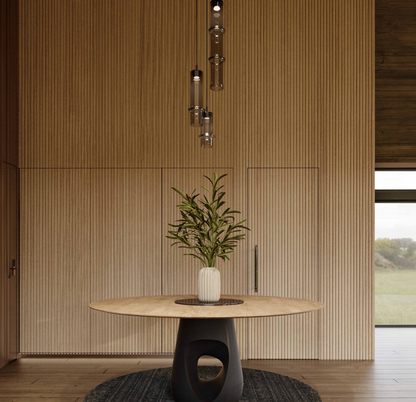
{"left": 247, "top": 168, "right": 319, "bottom": 359}
{"left": 161, "top": 169, "right": 248, "bottom": 356}
{"left": 0, "top": 0, "right": 9, "bottom": 368}
{"left": 319, "top": 0, "right": 375, "bottom": 360}
{"left": 0, "top": 0, "right": 6, "bottom": 162}
{"left": 6, "top": 165, "right": 18, "bottom": 360}
{"left": 0, "top": 162, "right": 8, "bottom": 368}
{"left": 91, "top": 169, "right": 162, "bottom": 354}
{"left": 17, "top": 0, "right": 375, "bottom": 359}
{"left": 18, "top": 0, "right": 94, "bottom": 168}
{"left": 18, "top": 0, "right": 324, "bottom": 170}
{"left": 5, "top": 0, "right": 18, "bottom": 166}
{"left": 20, "top": 170, "right": 91, "bottom": 353}
{"left": 376, "top": 0, "right": 416, "bottom": 163}
{"left": 1, "top": 0, "right": 19, "bottom": 368}
{"left": 18, "top": 0, "right": 229, "bottom": 169}
{"left": 241, "top": 0, "right": 320, "bottom": 168}
{"left": 1, "top": 0, "right": 18, "bottom": 166}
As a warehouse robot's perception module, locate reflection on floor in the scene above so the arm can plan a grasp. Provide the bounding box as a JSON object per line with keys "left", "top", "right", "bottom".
{"left": 0, "top": 328, "right": 415, "bottom": 401}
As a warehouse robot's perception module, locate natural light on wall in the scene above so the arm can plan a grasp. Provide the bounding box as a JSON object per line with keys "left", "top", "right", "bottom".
{"left": 375, "top": 171, "right": 416, "bottom": 325}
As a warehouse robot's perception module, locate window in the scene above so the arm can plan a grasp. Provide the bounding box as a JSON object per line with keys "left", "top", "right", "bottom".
{"left": 375, "top": 171, "right": 416, "bottom": 326}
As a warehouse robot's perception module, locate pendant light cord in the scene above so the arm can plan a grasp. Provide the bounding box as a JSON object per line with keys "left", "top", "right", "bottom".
{"left": 206, "top": 0, "right": 209, "bottom": 111}
{"left": 195, "top": 0, "right": 198, "bottom": 69}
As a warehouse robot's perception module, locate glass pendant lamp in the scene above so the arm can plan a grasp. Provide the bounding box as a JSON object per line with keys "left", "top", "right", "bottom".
{"left": 200, "top": 110, "right": 214, "bottom": 148}
{"left": 208, "top": 0, "right": 225, "bottom": 91}
{"left": 188, "top": 0, "right": 204, "bottom": 127}
{"left": 185, "top": 0, "right": 225, "bottom": 147}
{"left": 189, "top": 69, "right": 204, "bottom": 127}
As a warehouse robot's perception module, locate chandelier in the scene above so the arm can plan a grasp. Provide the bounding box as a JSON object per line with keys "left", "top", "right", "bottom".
{"left": 188, "top": 0, "right": 225, "bottom": 148}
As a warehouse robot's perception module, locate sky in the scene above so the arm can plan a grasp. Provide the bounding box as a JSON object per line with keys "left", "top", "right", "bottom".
{"left": 375, "top": 172, "right": 416, "bottom": 240}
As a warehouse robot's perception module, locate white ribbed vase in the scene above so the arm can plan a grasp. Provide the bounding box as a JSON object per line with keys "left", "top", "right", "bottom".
{"left": 198, "top": 267, "right": 221, "bottom": 303}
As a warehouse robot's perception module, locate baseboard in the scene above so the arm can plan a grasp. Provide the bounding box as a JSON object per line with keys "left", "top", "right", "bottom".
{"left": 17, "top": 353, "right": 174, "bottom": 359}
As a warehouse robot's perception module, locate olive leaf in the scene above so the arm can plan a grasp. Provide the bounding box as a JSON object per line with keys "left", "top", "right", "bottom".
{"left": 167, "top": 173, "right": 250, "bottom": 267}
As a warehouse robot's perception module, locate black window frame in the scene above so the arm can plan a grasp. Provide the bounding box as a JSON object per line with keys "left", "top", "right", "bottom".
{"left": 375, "top": 168, "right": 416, "bottom": 328}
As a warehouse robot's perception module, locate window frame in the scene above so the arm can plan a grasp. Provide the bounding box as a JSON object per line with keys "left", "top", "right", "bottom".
{"left": 375, "top": 168, "right": 416, "bottom": 328}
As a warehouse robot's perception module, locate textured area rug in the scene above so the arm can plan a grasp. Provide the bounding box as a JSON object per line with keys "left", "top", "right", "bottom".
{"left": 84, "top": 366, "right": 322, "bottom": 402}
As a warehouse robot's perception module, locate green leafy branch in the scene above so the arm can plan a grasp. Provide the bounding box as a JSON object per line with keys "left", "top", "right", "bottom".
{"left": 166, "top": 173, "right": 249, "bottom": 267}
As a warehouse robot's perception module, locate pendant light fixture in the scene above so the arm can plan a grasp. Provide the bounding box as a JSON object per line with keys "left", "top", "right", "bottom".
{"left": 189, "top": 0, "right": 204, "bottom": 127}
{"left": 208, "top": 0, "right": 225, "bottom": 91}
{"left": 189, "top": 69, "right": 203, "bottom": 127}
{"left": 200, "top": 110, "right": 214, "bottom": 148}
{"left": 188, "top": 0, "right": 225, "bottom": 148}
{"left": 199, "top": 0, "right": 214, "bottom": 148}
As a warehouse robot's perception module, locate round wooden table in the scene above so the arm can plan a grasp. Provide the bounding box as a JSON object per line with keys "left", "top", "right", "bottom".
{"left": 90, "top": 295, "right": 324, "bottom": 402}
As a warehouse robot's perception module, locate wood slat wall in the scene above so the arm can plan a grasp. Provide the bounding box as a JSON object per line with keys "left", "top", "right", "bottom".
{"left": 19, "top": 0, "right": 375, "bottom": 359}
{"left": 0, "top": 0, "right": 7, "bottom": 162}
{"left": 319, "top": 0, "right": 375, "bottom": 360}
{"left": 248, "top": 168, "right": 319, "bottom": 359}
{"left": 90, "top": 169, "right": 162, "bottom": 354}
{"left": 18, "top": 0, "right": 324, "bottom": 170}
{"left": 1, "top": 0, "right": 18, "bottom": 167}
{"left": 20, "top": 170, "right": 91, "bottom": 353}
{"left": 6, "top": 165, "right": 18, "bottom": 361}
{"left": 0, "top": 163, "right": 18, "bottom": 367}
{"left": 1, "top": 0, "right": 19, "bottom": 370}
{"left": 0, "top": 163, "right": 8, "bottom": 368}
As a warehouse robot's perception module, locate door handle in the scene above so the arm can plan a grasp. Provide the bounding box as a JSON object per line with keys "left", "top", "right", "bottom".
{"left": 254, "top": 245, "right": 258, "bottom": 293}
{"left": 9, "top": 259, "right": 16, "bottom": 278}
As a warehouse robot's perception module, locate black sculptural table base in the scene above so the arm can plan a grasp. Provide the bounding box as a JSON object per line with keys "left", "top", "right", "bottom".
{"left": 171, "top": 318, "right": 243, "bottom": 402}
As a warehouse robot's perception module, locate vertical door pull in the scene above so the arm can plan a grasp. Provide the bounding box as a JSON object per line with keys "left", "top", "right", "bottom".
{"left": 254, "top": 245, "right": 258, "bottom": 293}
{"left": 9, "top": 259, "right": 16, "bottom": 278}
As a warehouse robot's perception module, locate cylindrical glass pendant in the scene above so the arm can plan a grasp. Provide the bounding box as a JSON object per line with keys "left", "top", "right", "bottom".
{"left": 199, "top": 110, "right": 214, "bottom": 148}
{"left": 188, "top": 69, "right": 204, "bottom": 127}
{"left": 210, "top": 60, "right": 224, "bottom": 91}
{"left": 209, "top": 0, "right": 225, "bottom": 91}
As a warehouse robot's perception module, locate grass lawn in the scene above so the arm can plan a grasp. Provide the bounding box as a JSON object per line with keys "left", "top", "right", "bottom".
{"left": 376, "top": 270, "right": 416, "bottom": 325}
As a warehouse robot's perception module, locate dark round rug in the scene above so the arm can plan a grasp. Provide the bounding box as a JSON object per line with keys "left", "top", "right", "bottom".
{"left": 84, "top": 366, "right": 322, "bottom": 402}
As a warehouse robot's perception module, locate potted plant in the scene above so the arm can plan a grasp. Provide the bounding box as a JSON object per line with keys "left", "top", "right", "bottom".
{"left": 167, "top": 173, "right": 249, "bottom": 303}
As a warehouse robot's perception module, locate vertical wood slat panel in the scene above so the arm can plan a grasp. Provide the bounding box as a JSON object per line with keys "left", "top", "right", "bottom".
{"left": 161, "top": 169, "right": 247, "bottom": 354}
{"left": 91, "top": 169, "right": 162, "bottom": 354}
{"left": 20, "top": 170, "right": 91, "bottom": 353}
{"left": 18, "top": 0, "right": 324, "bottom": 170}
{"left": 242, "top": 0, "right": 320, "bottom": 168}
{"left": 0, "top": 163, "right": 8, "bottom": 367}
{"left": 318, "top": 0, "right": 375, "bottom": 360}
{"left": 0, "top": 163, "right": 18, "bottom": 367}
{"left": 6, "top": 166, "right": 18, "bottom": 361}
{"left": 17, "top": 0, "right": 375, "bottom": 360}
{"left": 248, "top": 168, "right": 319, "bottom": 359}
{"left": 18, "top": 0, "right": 94, "bottom": 168}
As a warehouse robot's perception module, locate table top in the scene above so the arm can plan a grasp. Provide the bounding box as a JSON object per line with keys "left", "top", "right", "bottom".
{"left": 89, "top": 295, "right": 324, "bottom": 319}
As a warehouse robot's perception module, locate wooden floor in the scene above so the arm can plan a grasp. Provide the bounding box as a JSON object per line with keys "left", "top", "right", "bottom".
{"left": 0, "top": 328, "right": 415, "bottom": 401}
